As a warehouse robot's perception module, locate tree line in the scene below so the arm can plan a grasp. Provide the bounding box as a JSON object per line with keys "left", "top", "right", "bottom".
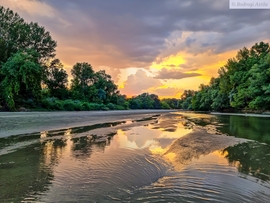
{"left": 0, "top": 6, "right": 177, "bottom": 111}
{"left": 179, "top": 41, "right": 270, "bottom": 112}
{"left": 3, "top": 6, "right": 268, "bottom": 112}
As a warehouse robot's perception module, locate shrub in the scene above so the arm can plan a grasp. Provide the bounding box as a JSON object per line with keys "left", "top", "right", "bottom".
{"left": 107, "top": 103, "right": 115, "bottom": 110}
{"left": 62, "top": 100, "right": 75, "bottom": 111}
{"left": 99, "top": 104, "right": 109, "bottom": 111}
{"left": 81, "top": 102, "right": 91, "bottom": 111}
{"left": 41, "top": 97, "right": 58, "bottom": 110}
{"left": 54, "top": 100, "right": 64, "bottom": 110}
{"left": 114, "top": 105, "right": 125, "bottom": 110}
{"left": 40, "top": 98, "right": 120, "bottom": 111}
{"left": 88, "top": 103, "right": 101, "bottom": 110}
{"left": 23, "top": 99, "right": 36, "bottom": 108}
{"left": 73, "top": 100, "right": 82, "bottom": 111}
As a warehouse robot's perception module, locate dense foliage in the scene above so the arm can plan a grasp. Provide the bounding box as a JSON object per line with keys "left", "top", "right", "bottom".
{"left": 179, "top": 42, "right": 270, "bottom": 112}
{"left": 0, "top": 6, "right": 178, "bottom": 111}
{"left": 2, "top": 6, "right": 269, "bottom": 112}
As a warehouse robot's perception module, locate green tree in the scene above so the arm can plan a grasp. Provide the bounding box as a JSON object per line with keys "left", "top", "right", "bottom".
{"left": 149, "top": 94, "right": 161, "bottom": 109}
{"left": 161, "top": 100, "right": 171, "bottom": 109}
{"left": 70, "top": 62, "right": 95, "bottom": 101}
{"left": 1, "top": 49, "right": 42, "bottom": 110}
{"left": 183, "top": 41, "right": 270, "bottom": 112}
{"left": 0, "top": 6, "right": 57, "bottom": 64}
{"left": 93, "top": 70, "right": 118, "bottom": 103}
{"left": 129, "top": 97, "right": 142, "bottom": 109}
{"left": 180, "top": 90, "right": 196, "bottom": 110}
{"left": 230, "top": 42, "right": 270, "bottom": 109}
{"left": 44, "top": 59, "right": 69, "bottom": 99}
{"left": 161, "top": 98, "right": 179, "bottom": 109}
{"left": 0, "top": 6, "right": 57, "bottom": 108}
{"left": 247, "top": 54, "right": 270, "bottom": 110}
{"left": 137, "top": 93, "right": 155, "bottom": 109}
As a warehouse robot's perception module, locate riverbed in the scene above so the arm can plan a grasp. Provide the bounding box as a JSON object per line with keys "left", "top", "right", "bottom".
{"left": 0, "top": 111, "right": 270, "bottom": 202}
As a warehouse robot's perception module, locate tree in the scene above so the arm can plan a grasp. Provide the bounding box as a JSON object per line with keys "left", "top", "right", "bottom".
{"left": 180, "top": 90, "right": 196, "bottom": 110}
{"left": 129, "top": 97, "right": 142, "bottom": 109}
{"left": 247, "top": 54, "right": 270, "bottom": 110}
{"left": 161, "top": 100, "right": 171, "bottom": 109}
{"left": 1, "top": 49, "right": 42, "bottom": 110}
{"left": 0, "top": 6, "right": 57, "bottom": 64}
{"left": 0, "top": 6, "right": 57, "bottom": 108}
{"left": 70, "top": 62, "right": 95, "bottom": 100}
{"left": 162, "top": 98, "right": 179, "bottom": 109}
{"left": 230, "top": 42, "right": 270, "bottom": 109}
{"left": 181, "top": 41, "right": 270, "bottom": 112}
{"left": 137, "top": 93, "right": 155, "bottom": 109}
{"left": 93, "top": 70, "right": 118, "bottom": 103}
{"left": 44, "top": 59, "right": 68, "bottom": 99}
{"left": 0, "top": 6, "right": 25, "bottom": 65}
{"left": 149, "top": 94, "right": 161, "bottom": 109}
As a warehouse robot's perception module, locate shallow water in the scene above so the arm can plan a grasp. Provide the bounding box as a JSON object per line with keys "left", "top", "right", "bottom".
{"left": 181, "top": 112, "right": 270, "bottom": 144}
{"left": 0, "top": 113, "right": 270, "bottom": 202}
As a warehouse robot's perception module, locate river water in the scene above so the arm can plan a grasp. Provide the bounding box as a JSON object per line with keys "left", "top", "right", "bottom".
{"left": 0, "top": 112, "right": 270, "bottom": 202}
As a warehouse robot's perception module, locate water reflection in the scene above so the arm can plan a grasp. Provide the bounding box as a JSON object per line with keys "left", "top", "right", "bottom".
{"left": 109, "top": 121, "right": 191, "bottom": 156}
{"left": 134, "top": 149, "right": 270, "bottom": 203}
{"left": 222, "top": 141, "right": 270, "bottom": 182}
{"left": 222, "top": 116, "right": 270, "bottom": 144}
{"left": 0, "top": 142, "right": 54, "bottom": 202}
{"left": 182, "top": 112, "right": 270, "bottom": 144}
{"left": 1, "top": 113, "right": 270, "bottom": 202}
{"left": 0, "top": 123, "right": 118, "bottom": 202}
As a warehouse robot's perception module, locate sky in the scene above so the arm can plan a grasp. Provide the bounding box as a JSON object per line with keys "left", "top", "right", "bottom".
{"left": 1, "top": 0, "right": 270, "bottom": 98}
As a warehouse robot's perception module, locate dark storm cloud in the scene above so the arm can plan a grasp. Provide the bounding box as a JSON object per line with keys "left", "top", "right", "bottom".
{"left": 4, "top": 0, "right": 270, "bottom": 69}
{"left": 154, "top": 68, "right": 201, "bottom": 80}
{"left": 36, "top": 1, "right": 270, "bottom": 47}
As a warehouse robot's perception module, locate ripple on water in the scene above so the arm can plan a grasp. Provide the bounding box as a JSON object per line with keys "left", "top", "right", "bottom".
{"left": 39, "top": 147, "right": 168, "bottom": 203}
{"left": 1, "top": 113, "right": 270, "bottom": 203}
{"left": 124, "top": 153, "right": 270, "bottom": 203}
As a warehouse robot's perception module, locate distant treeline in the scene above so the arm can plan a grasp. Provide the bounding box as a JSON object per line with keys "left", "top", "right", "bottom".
{"left": 179, "top": 41, "right": 270, "bottom": 112}
{"left": 0, "top": 6, "right": 178, "bottom": 111}
{"left": 2, "top": 6, "right": 269, "bottom": 112}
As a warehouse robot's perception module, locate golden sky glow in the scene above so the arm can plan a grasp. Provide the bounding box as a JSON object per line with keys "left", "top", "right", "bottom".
{"left": 150, "top": 53, "right": 186, "bottom": 71}
{"left": 1, "top": 0, "right": 270, "bottom": 98}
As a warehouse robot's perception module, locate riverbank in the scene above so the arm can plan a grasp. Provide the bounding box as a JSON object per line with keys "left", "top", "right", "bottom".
{"left": 0, "top": 110, "right": 176, "bottom": 138}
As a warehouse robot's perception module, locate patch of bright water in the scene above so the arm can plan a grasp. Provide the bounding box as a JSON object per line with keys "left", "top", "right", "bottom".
{"left": 0, "top": 113, "right": 270, "bottom": 202}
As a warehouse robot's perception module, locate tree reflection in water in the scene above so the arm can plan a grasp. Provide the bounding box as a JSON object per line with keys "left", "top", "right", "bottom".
{"left": 183, "top": 113, "right": 270, "bottom": 144}
{"left": 1, "top": 114, "right": 270, "bottom": 202}
{"left": 0, "top": 125, "right": 116, "bottom": 202}
{"left": 0, "top": 130, "right": 66, "bottom": 202}
{"left": 222, "top": 141, "right": 270, "bottom": 182}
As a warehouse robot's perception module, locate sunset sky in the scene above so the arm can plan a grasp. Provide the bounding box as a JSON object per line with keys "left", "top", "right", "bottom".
{"left": 1, "top": 0, "right": 270, "bottom": 98}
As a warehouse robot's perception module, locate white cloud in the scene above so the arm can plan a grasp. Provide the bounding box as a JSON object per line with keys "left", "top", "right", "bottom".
{"left": 121, "top": 69, "right": 162, "bottom": 95}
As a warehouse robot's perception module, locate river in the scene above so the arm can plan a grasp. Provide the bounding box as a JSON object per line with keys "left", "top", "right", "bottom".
{"left": 0, "top": 112, "right": 270, "bottom": 202}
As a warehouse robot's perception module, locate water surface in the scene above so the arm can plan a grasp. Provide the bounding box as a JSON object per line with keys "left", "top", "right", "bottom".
{"left": 1, "top": 113, "right": 270, "bottom": 202}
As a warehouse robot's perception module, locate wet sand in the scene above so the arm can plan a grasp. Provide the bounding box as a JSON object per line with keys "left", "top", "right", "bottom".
{"left": 0, "top": 110, "right": 176, "bottom": 138}
{"left": 164, "top": 127, "right": 248, "bottom": 170}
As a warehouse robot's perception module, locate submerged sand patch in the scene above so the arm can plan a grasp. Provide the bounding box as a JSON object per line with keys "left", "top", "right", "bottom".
{"left": 164, "top": 126, "right": 249, "bottom": 170}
